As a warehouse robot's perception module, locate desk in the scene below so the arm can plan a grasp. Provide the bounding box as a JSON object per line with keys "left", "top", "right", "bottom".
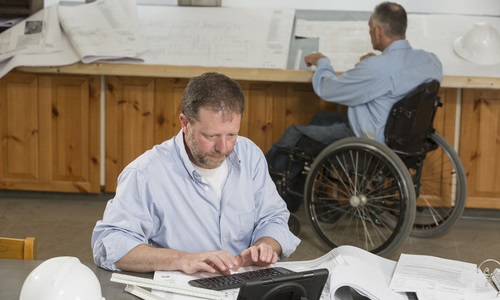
{"left": 0, "top": 259, "right": 151, "bottom": 300}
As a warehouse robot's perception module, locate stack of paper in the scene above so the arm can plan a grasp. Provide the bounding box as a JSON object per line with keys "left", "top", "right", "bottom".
{"left": 389, "top": 254, "right": 499, "bottom": 300}
{"left": 0, "top": 0, "right": 145, "bottom": 78}
{"left": 137, "top": 246, "right": 500, "bottom": 300}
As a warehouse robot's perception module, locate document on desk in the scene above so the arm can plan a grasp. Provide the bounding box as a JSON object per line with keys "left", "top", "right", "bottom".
{"left": 58, "top": 0, "right": 147, "bottom": 63}
{"left": 294, "top": 15, "right": 425, "bottom": 73}
{"left": 295, "top": 19, "right": 374, "bottom": 72}
{"left": 279, "top": 246, "right": 407, "bottom": 300}
{"left": 151, "top": 246, "right": 411, "bottom": 300}
{"left": 389, "top": 253, "right": 478, "bottom": 300}
{"left": 0, "top": 0, "right": 147, "bottom": 79}
{"left": 136, "top": 6, "right": 295, "bottom": 69}
{"left": 0, "top": 5, "right": 80, "bottom": 78}
{"left": 0, "top": 5, "right": 61, "bottom": 62}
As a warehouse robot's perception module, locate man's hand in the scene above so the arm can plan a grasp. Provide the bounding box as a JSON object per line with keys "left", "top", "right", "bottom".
{"left": 115, "top": 245, "right": 240, "bottom": 275}
{"left": 237, "top": 237, "right": 281, "bottom": 267}
{"left": 179, "top": 250, "right": 241, "bottom": 275}
{"left": 304, "top": 52, "right": 327, "bottom": 67}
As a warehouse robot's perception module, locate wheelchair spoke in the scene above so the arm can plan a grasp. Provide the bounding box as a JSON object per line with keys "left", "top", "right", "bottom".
{"left": 410, "top": 133, "right": 466, "bottom": 237}
{"left": 304, "top": 138, "right": 415, "bottom": 257}
{"left": 415, "top": 190, "right": 443, "bottom": 226}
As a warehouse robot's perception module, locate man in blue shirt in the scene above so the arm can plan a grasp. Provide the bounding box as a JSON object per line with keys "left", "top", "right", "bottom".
{"left": 92, "top": 72, "right": 300, "bottom": 274}
{"left": 266, "top": 1, "right": 442, "bottom": 211}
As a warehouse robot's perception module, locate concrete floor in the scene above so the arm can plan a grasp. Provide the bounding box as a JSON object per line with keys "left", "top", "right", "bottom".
{"left": 1, "top": 190, "right": 499, "bottom": 266}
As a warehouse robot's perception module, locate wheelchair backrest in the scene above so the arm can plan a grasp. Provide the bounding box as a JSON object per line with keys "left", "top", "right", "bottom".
{"left": 384, "top": 80, "right": 441, "bottom": 157}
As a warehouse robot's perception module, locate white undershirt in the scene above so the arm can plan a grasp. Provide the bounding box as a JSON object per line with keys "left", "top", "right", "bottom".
{"left": 193, "top": 159, "right": 228, "bottom": 200}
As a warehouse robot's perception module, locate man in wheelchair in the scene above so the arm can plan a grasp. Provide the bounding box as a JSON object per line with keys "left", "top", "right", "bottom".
{"left": 266, "top": 1, "right": 443, "bottom": 213}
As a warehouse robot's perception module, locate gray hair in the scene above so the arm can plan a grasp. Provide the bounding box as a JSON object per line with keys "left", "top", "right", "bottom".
{"left": 372, "top": 2, "right": 407, "bottom": 39}
{"left": 181, "top": 72, "right": 245, "bottom": 123}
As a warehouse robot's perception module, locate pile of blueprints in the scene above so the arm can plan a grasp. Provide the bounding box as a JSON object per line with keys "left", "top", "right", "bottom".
{"left": 0, "top": 0, "right": 147, "bottom": 78}
{"left": 0, "top": 0, "right": 296, "bottom": 79}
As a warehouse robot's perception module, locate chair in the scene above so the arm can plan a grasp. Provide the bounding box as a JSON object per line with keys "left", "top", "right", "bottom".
{"left": 270, "top": 80, "right": 467, "bottom": 257}
{"left": 0, "top": 237, "right": 37, "bottom": 260}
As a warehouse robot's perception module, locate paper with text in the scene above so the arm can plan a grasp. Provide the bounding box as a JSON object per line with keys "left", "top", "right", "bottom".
{"left": 389, "top": 253, "right": 477, "bottom": 300}
{"left": 58, "top": 0, "right": 147, "bottom": 63}
{"left": 0, "top": 5, "right": 80, "bottom": 79}
{"left": 136, "top": 6, "right": 295, "bottom": 69}
{"left": 294, "top": 15, "right": 430, "bottom": 73}
{"left": 0, "top": 5, "right": 61, "bottom": 62}
{"left": 151, "top": 246, "right": 408, "bottom": 300}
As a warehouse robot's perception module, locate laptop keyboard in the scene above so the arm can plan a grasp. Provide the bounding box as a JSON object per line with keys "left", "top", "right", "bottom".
{"left": 188, "top": 267, "right": 295, "bottom": 290}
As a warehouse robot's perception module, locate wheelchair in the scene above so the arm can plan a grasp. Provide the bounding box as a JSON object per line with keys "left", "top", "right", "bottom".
{"left": 269, "top": 80, "right": 467, "bottom": 257}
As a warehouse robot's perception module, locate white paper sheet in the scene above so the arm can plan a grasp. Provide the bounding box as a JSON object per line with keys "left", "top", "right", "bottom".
{"left": 325, "top": 246, "right": 408, "bottom": 300}
{"left": 414, "top": 265, "right": 499, "bottom": 300}
{"left": 136, "top": 6, "right": 295, "bottom": 69}
{"left": 0, "top": 0, "right": 148, "bottom": 78}
{"left": 58, "top": 0, "right": 147, "bottom": 63}
{"left": 295, "top": 14, "right": 500, "bottom": 77}
{"left": 389, "top": 253, "right": 477, "bottom": 300}
{"left": 0, "top": 5, "right": 80, "bottom": 79}
{"left": 295, "top": 19, "right": 378, "bottom": 71}
{"left": 150, "top": 246, "right": 408, "bottom": 300}
{"left": 0, "top": 5, "right": 61, "bottom": 62}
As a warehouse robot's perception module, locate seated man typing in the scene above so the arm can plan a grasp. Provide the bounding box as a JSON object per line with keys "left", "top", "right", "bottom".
{"left": 92, "top": 72, "right": 300, "bottom": 274}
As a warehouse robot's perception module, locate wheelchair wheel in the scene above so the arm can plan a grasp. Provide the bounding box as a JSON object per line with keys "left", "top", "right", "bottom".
{"left": 411, "top": 132, "right": 467, "bottom": 237}
{"left": 304, "top": 137, "right": 416, "bottom": 257}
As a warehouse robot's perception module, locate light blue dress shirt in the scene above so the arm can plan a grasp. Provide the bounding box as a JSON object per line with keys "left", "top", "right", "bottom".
{"left": 92, "top": 130, "right": 301, "bottom": 271}
{"left": 312, "top": 40, "right": 443, "bottom": 143}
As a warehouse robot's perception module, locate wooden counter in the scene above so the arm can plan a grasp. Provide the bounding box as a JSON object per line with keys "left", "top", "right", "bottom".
{"left": 1, "top": 62, "right": 500, "bottom": 210}
{"left": 17, "top": 63, "right": 500, "bottom": 89}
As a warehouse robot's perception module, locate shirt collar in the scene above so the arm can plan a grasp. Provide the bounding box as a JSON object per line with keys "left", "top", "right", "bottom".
{"left": 173, "top": 130, "right": 197, "bottom": 179}
{"left": 383, "top": 39, "right": 411, "bottom": 54}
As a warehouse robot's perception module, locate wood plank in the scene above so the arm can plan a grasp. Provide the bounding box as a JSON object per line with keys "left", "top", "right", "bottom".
{"left": 105, "top": 76, "right": 156, "bottom": 192}
{"left": 460, "top": 89, "right": 500, "bottom": 208}
{"left": 38, "top": 75, "right": 101, "bottom": 192}
{"left": 16, "top": 64, "right": 500, "bottom": 89}
{"left": 0, "top": 73, "right": 39, "bottom": 184}
{"left": 0, "top": 73, "right": 100, "bottom": 192}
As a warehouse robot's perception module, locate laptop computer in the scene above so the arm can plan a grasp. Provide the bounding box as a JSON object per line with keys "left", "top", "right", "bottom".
{"left": 236, "top": 268, "right": 329, "bottom": 300}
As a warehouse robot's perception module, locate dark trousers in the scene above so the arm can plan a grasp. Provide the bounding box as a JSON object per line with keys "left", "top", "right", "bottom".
{"left": 266, "top": 111, "right": 355, "bottom": 210}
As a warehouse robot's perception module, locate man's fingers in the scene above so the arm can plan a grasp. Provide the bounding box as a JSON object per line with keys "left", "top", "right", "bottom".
{"left": 204, "top": 251, "right": 240, "bottom": 274}
{"left": 257, "top": 244, "right": 277, "bottom": 264}
{"left": 238, "top": 244, "right": 278, "bottom": 266}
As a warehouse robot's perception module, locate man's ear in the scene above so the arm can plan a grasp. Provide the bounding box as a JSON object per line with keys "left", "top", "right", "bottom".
{"left": 374, "top": 25, "right": 383, "bottom": 39}
{"left": 179, "top": 114, "right": 189, "bottom": 132}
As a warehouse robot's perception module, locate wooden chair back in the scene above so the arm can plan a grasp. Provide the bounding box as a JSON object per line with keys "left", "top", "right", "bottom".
{"left": 0, "top": 237, "right": 37, "bottom": 260}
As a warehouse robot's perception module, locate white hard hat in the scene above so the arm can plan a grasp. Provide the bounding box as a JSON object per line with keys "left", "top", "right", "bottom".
{"left": 453, "top": 22, "right": 500, "bottom": 65}
{"left": 19, "top": 256, "right": 105, "bottom": 300}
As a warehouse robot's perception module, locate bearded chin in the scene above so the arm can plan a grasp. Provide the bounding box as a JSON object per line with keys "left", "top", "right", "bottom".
{"left": 198, "top": 152, "right": 230, "bottom": 169}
